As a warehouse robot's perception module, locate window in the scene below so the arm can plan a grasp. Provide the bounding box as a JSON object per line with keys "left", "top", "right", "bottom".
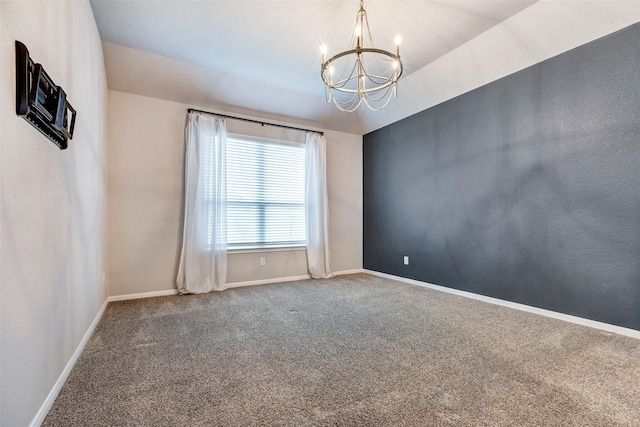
{"left": 225, "top": 135, "right": 306, "bottom": 250}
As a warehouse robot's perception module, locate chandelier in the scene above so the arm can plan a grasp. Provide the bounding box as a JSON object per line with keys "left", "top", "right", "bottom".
{"left": 321, "top": 0, "right": 403, "bottom": 112}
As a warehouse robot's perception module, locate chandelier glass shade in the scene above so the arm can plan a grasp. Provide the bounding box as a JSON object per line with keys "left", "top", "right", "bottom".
{"left": 321, "top": 0, "right": 403, "bottom": 112}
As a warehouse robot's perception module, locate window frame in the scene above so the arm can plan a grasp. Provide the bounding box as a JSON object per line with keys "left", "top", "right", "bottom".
{"left": 224, "top": 133, "right": 306, "bottom": 252}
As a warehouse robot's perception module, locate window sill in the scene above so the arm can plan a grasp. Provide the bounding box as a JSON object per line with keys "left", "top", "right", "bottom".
{"left": 228, "top": 246, "right": 307, "bottom": 254}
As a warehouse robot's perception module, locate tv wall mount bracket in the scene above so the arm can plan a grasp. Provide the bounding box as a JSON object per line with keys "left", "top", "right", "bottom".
{"left": 15, "top": 40, "right": 76, "bottom": 150}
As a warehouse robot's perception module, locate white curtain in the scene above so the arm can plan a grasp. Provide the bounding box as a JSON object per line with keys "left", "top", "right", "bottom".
{"left": 176, "top": 112, "right": 227, "bottom": 293}
{"left": 305, "top": 132, "right": 334, "bottom": 279}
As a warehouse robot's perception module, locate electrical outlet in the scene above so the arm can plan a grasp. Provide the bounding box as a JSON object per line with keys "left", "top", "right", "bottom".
{"left": 260, "top": 257, "right": 266, "bottom": 266}
{"left": 403, "top": 256, "right": 409, "bottom": 265}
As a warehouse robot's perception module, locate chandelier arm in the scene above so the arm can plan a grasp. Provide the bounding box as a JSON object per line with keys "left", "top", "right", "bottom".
{"left": 358, "top": 52, "right": 403, "bottom": 80}
{"left": 328, "top": 74, "right": 363, "bottom": 91}
{"left": 327, "top": 83, "right": 391, "bottom": 94}
{"left": 333, "top": 51, "right": 360, "bottom": 86}
{"left": 358, "top": 59, "right": 399, "bottom": 83}
{"left": 324, "top": 47, "right": 398, "bottom": 64}
{"left": 324, "top": 51, "right": 399, "bottom": 84}
{"left": 326, "top": 67, "right": 360, "bottom": 89}
{"left": 327, "top": 76, "right": 397, "bottom": 94}
{"left": 323, "top": 50, "right": 403, "bottom": 89}
{"left": 321, "top": 50, "right": 359, "bottom": 83}
{"left": 346, "top": 65, "right": 399, "bottom": 93}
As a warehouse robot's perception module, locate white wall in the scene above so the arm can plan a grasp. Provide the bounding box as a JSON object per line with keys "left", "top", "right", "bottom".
{"left": 0, "top": 1, "right": 108, "bottom": 426}
{"left": 107, "top": 90, "right": 362, "bottom": 296}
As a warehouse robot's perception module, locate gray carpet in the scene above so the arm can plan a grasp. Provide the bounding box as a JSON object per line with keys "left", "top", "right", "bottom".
{"left": 43, "top": 274, "right": 640, "bottom": 426}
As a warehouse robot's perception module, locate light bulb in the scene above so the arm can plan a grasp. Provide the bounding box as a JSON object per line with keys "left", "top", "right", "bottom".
{"left": 393, "top": 60, "right": 398, "bottom": 69}
{"left": 321, "top": 45, "right": 327, "bottom": 54}
{"left": 395, "top": 35, "right": 402, "bottom": 46}
{"left": 329, "top": 66, "right": 335, "bottom": 75}
{"left": 355, "top": 25, "right": 362, "bottom": 37}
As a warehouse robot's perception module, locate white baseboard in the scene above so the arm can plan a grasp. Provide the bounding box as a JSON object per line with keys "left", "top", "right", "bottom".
{"left": 107, "top": 289, "right": 179, "bottom": 302}
{"left": 226, "top": 274, "right": 311, "bottom": 289}
{"left": 30, "top": 299, "right": 109, "bottom": 427}
{"left": 364, "top": 269, "right": 640, "bottom": 340}
{"left": 334, "top": 268, "right": 365, "bottom": 276}
{"left": 106, "top": 269, "right": 366, "bottom": 300}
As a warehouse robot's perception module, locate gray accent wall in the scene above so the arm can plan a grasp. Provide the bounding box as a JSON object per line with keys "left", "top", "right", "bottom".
{"left": 363, "top": 23, "right": 640, "bottom": 330}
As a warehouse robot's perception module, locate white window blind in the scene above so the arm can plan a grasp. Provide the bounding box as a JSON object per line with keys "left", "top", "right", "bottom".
{"left": 226, "top": 136, "right": 306, "bottom": 249}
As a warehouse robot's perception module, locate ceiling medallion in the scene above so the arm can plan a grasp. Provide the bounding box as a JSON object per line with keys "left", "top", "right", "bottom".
{"left": 321, "top": 0, "right": 403, "bottom": 112}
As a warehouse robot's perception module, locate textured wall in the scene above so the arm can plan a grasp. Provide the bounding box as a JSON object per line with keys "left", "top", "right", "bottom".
{"left": 0, "top": 1, "right": 108, "bottom": 425}
{"left": 363, "top": 23, "right": 640, "bottom": 330}
{"left": 108, "top": 91, "right": 362, "bottom": 297}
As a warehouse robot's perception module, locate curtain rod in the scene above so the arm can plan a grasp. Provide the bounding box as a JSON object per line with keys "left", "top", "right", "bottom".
{"left": 187, "top": 108, "right": 323, "bottom": 136}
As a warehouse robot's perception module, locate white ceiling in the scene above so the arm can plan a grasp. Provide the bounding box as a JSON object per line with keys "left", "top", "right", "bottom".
{"left": 91, "top": 1, "right": 640, "bottom": 135}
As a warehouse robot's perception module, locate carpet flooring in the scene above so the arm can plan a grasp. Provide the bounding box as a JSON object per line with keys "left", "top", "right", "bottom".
{"left": 43, "top": 274, "right": 640, "bottom": 426}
